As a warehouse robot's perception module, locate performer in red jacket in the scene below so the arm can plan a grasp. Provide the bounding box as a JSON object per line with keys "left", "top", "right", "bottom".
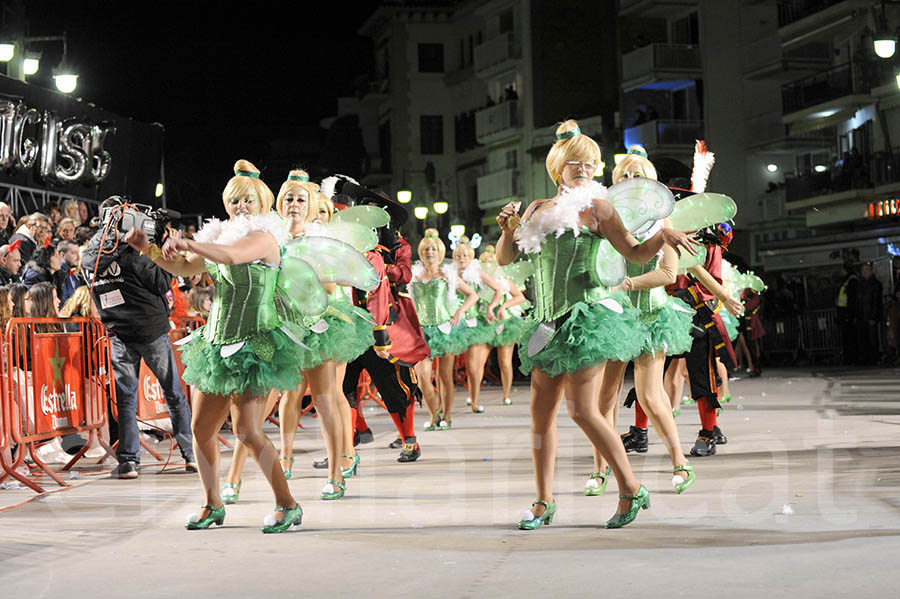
{"left": 337, "top": 181, "right": 430, "bottom": 462}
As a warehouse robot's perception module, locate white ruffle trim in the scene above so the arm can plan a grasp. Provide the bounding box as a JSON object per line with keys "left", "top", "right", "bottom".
{"left": 515, "top": 181, "right": 607, "bottom": 254}
{"left": 461, "top": 260, "right": 483, "bottom": 287}
{"left": 441, "top": 262, "right": 460, "bottom": 308}
{"left": 194, "top": 212, "right": 290, "bottom": 247}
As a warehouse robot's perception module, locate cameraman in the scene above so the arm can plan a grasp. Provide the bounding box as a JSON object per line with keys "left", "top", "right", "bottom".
{"left": 81, "top": 197, "right": 195, "bottom": 479}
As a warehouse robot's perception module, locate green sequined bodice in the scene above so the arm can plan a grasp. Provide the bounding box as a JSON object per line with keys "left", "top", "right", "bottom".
{"left": 412, "top": 278, "right": 454, "bottom": 326}
{"left": 204, "top": 260, "right": 283, "bottom": 345}
{"left": 626, "top": 252, "right": 669, "bottom": 321}
{"left": 529, "top": 229, "right": 610, "bottom": 322}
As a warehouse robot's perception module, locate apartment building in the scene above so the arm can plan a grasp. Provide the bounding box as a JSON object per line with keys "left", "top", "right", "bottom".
{"left": 327, "top": 0, "right": 612, "bottom": 240}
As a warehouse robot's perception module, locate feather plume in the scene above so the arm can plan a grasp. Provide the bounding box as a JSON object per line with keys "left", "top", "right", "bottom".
{"left": 691, "top": 140, "right": 715, "bottom": 193}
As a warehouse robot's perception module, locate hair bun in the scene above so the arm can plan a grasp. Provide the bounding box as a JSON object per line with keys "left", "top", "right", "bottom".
{"left": 233, "top": 159, "right": 260, "bottom": 176}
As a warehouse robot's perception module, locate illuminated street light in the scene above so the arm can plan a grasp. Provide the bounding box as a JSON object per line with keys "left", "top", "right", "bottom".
{"left": 0, "top": 43, "right": 14, "bottom": 62}
{"left": 414, "top": 206, "right": 428, "bottom": 220}
{"left": 23, "top": 50, "right": 40, "bottom": 75}
{"left": 450, "top": 224, "right": 465, "bottom": 237}
{"left": 53, "top": 71, "right": 78, "bottom": 94}
{"left": 397, "top": 190, "right": 412, "bottom": 204}
{"left": 433, "top": 201, "right": 448, "bottom": 214}
{"left": 767, "top": 164, "right": 778, "bottom": 173}
{"left": 155, "top": 183, "right": 164, "bottom": 198}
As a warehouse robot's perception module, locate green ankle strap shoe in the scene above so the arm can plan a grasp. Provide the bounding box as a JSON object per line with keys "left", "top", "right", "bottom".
{"left": 584, "top": 466, "right": 611, "bottom": 496}
{"left": 518, "top": 499, "right": 556, "bottom": 530}
{"left": 321, "top": 479, "right": 346, "bottom": 500}
{"left": 261, "top": 504, "right": 303, "bottom": 534}
{"left": 185, "top": 504, "right": 225, "bottom": 530}
{"left": 604, "top": 485, "right": 650, "bottom": 529}
{"left": 673, "top": 463, "right": 696, "bottom": 494}
{"left": 221, "top": 480, "right": 241, "bottom": 505}
{"left": 341, "top": 454, "right": 360, "bottom": 478}
{"left": 281, "top": 456, "right": 295, "bottom": 479}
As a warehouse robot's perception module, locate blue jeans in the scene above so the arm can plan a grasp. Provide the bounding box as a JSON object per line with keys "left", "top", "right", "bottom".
{"left": 110, "top": 332, "right": 194, "bottom": 464}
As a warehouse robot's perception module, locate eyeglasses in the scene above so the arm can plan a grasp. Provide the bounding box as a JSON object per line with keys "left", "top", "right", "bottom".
{"left": 565, "top": 161, "right": 598, "bottom": 171}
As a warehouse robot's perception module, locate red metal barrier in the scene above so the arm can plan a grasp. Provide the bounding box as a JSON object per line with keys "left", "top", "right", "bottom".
{"left": 1, "top": 317, "right": 112, "bottom": 493}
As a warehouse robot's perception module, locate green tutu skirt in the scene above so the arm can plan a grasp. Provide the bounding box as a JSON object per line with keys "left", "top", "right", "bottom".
{"left": 634, "top": 298, "right": 695, "bottom": 356}
{"left": 181, "top": 326, "right": 306, "bottom": 398}
{"left": 297, "top": 302, "right": 374, "bottom": 368}
{"left": 492, "top": 315, "right": 526, "bottom": 347}
{"left": 720, "top": 310, "right": 739, "bottom": 341}
{"left": 422, "top": 323, "right": 470, "bottom": 358}
{"left": 460, "top": 315, "right": 496, "bottom": 348}
{"left": 517, "top": 299, "right": 645, "bottom": 378}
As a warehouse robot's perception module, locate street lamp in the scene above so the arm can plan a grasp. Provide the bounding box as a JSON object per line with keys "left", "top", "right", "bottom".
{"left": 53, "top": 70, "right": 78, "bottom": 94}
{"left": 0, "top": 43, "right": 14, "bottom": 62}
{"left": 433, "top": 201, "right": 448, "bottom": 214}
{"left": 449, "top": 224, "right": 465, "bottom": 237}
{"left": 397, "top": 189, "right": 412, "bottom": 204}
{"left": 767, "top": 164, "right": 778, "bottom": 173}
{"left": 414, "top": 206, "right": 429, "bottom": 220}
{"left": 23, "top": 50, "right": 40, "bottom": 75}
{"left": 874, "top": 2, "right": 898, "bottom": 58}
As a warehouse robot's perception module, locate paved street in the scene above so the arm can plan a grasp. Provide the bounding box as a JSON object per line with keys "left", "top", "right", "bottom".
{"left": 2, "top": 367, "right": 899, "bottom": 598}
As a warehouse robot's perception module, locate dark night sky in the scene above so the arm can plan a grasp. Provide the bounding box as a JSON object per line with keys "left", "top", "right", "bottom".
{"left": 17, "top": 1, "right": 375, "bottom": 217}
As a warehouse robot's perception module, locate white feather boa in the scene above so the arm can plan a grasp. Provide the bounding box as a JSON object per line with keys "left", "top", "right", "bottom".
{"left": 194, "top": 212, "right": 290, "bottom": 247}
{"left": 410, "top": 261, "right": 459, "bottom": 314}
{"left": 515, "top": 181, "right": 607, "bottom": 254}
{"left": 461, "top": 260, "right": 483, "bottom": 288}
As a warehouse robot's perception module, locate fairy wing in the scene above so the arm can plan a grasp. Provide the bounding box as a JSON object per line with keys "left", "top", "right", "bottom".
{"left": 500, "top": 261, "right": 535, "bottom": 288}
{"left": 669, "top": 192, "right": 737, "bottom": 232}
{"left": 276, "top": 256, "right": 329, "bottom": 318}
{"left": 677, "top": 244, "right": 707, "bottom": 273}
{"left": 284, "top": 236, "right": 380, "bottom": 291}
{"left": 331, "top": 205, "right": 391, "bottom": 228}
{"left": 606, "top": 178, "right": 676, "bottom": 235}
{"left": 311, "top": 221, "right": 378, "bottom": 253}
{"left": 591, "top": 239, "right": 627, "bottom": 287}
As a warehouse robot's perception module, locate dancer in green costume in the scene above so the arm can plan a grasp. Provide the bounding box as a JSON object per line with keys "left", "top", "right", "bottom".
{"left": 495, "top": 121, "right": 697, "bottom": 530}
{"left": 410, "top": 228, "right": 479, "bottom": 431}
{"left": 125, "top": 159, "right": 303, "bottom": 533}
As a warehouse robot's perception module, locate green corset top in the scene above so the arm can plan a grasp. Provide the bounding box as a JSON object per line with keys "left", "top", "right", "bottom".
{"left": 529, "top": 229, "right": 611, "bottom": 322}
{"left": 412, "top": 278, "right": 454, "bottom": 326}
{"left": 626, "top": 253, "right": 669, "bottom": 318}
{"left": 204, "top": 260, "right": 283, "bottom": 345}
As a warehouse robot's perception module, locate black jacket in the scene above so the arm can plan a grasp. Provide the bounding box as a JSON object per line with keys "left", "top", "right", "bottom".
{"left": 9, "top": 233, "right": 36, "bottom": 270}
{"left": 0, "top": 267, "right": 19, "bottom": 285}
{"left": 80, "top": 230, "right": 173, "bottom": 343}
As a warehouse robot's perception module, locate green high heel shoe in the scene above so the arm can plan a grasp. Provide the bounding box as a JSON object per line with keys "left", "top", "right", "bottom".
{"left": 721, "top": 392, "right": 732, "bottom": 403}
{"left": 584, "top": 466, "right": 611, "bottom": 496}
{"left": 471, "top": 405, "right": 485, "bottom": 413}
{"left": 673, "top": 407, "right": 681, "bottom": 417}
{"left": 261, "top": 504, "right": 303, "bottom": 533}
{"left": 673, "top": 463, "right": 696, "bottom": 494}
{"left": 185, "top": 504, "right": 225, "bottom": 530}
{"left": 341, "top": 454, "right": 359, "bottom": 478}
{"left": 280, "top": 456, "right": 295, "bottom": 479}
{"left": 439, "top": 418, "right": 452, "bottom": 430}
{"left": 424, "top": 415, "right": 440, "bottom": 431}
{"left": 321, "top": 479, "right": 346, "bottom": 500}
{"left": 517, "top": 500, "right": 556, "bottom": 530}
{"left": 604, "top": 485, "right": 650, "bottom": 529}
{"left": 221, "top": 480, "right": 241, "bottom": 505}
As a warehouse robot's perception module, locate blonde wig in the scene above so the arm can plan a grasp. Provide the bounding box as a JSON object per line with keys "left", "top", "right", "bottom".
{"left": 612, "top": 145, "right": 657, "bottom": 184}
{"left": 545, "top": 119, "right": 602, "bottom": 185}
{"left": 222, "top": 159, "right": 274, "bottom": 214}
{"left": 418, "top": 228, "right": 446, "bottom": 263}
{"left": 276, "top": 169, "right": 320, "bottom": 217}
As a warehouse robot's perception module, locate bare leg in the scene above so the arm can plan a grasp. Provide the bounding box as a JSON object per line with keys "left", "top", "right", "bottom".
{"left": 306, "top": 362, "right": 344, "bottom": 485}
{"left": 465, "top": 344, "right": 491, "bottom": 411}
{"left": 414, "top": 358, "right": 440, "bottom": 425}
{"left": 634, "top": 353, "right": 689, "bottom": 470}
{"left": 189, "top": 391, "right": 232, "bottom": 519}
{"left": 335, "top": 362, "right": 355, "bottom": 471}
{"left": 528, "top": 368, "right": 565, "bottom": 517}
{"left": 498, "top": 344, "right": 515, "bottom": 403}
{"left": 664, "top": 357, "right": 687, "bottom": 411}
{"left": 224, "top": 389, "right": 278, "bottom": 487}
{"left": 438, "top": 354, "right": 456, "bottom": 423}
{"left": 564, "top": 366, "right": 641, "bottom": 515}
{"left": 230, "top": 394, "right": 297, "bottom": 518}
{"left": 594, "top": 361, "right": 627, "bottom": 474}
{"left": 279, "top": 378, "right": 306, "bottom": 471}
{"left": 716, "top": 358, "right": 730, "bottom": 399}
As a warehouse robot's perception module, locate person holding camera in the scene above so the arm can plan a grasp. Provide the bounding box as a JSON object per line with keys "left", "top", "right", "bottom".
{"left": 81, "top": 197, "right": 196, "bottom": 479}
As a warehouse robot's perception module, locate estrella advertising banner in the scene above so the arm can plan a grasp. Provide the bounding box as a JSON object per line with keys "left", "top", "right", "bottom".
{"left": 136, "top": 328, "right": 190, "bottom": 419}
{"left": 31, "top": 333, "right": 84, "bottom": 434}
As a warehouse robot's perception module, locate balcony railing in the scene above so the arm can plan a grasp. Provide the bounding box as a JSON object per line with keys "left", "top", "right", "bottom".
{"left": 785, "top": 151, "right": 900, "bottom": 203}
{"left": 781, "top": 61, "right": 894, "bottom": 114}
{"left": 474, "top": 32, "right": 520, "bottom": 75}
{"left": 777, "top": 0, "right": 847, "bottom": 27}
{"left": 621, "top": 43, "right": 701, "bottom": 85}
{"left": 624, "top": 119, "right": 704, "bottom": 150}
{"left": 475, "top": 101, "right": 520, "bottom": 144}
{"left": 476, "top": 168, "right": 520, "bottom": 210}
{"left": 743, "top": 37, "right": 830, "bottom": 77}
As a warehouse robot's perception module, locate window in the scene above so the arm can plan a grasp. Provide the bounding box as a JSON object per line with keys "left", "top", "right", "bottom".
{"left": 418, "top": 43, "right": 444, "bottom": 73}
{"left": 420, "top": 115, "right": 444, "bottom": 155}
{"left": 499, "top": 9, "right": 514, "bottom": 34}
